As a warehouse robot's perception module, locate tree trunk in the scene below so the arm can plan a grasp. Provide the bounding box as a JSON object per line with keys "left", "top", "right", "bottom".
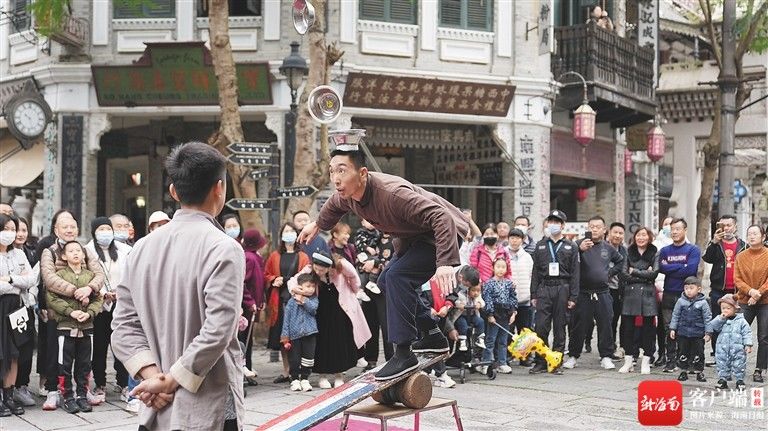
{"left": 284, "top": 0, "right": 330, "bottom": 219}
{"left": 207, "top": 0, "right": 263, "bottom": 230}
{"left": 695, "top": 102, "right": 721, "bottom": 249}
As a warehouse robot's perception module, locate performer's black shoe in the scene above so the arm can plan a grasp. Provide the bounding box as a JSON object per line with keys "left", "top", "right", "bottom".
{"left": 374, "top": 353, "right": 419, "bottom": 381}
{"left": 411, "top": 330, "right": 449, "bottom": 354}
{"left": 677, "top": 371, "right": 688, "bottom": 381}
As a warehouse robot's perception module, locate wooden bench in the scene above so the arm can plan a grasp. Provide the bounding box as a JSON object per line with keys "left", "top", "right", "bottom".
{"left": 339, "top": 397, "right": 464, "bottom": 431}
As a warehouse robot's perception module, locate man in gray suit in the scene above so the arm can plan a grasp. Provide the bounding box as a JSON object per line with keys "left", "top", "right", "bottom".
{"left": 112, "top": 142, "right": 245, "bottom": 430}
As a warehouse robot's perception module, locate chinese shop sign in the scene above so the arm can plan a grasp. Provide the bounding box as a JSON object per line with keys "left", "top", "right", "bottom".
{"left": 92, "top": 42, "right": 272, "bottom": 106}
{"left": 343, "top": 73, "right": 515, "bottom": 117}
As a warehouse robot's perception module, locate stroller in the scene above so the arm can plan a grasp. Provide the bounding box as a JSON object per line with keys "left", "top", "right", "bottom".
{"left": 446, "top": 324, "right": 497, "bottom": 383}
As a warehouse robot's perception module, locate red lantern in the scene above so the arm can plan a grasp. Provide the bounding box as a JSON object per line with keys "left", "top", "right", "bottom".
{"left": 646, "top": 125, "right": 666, "bottom": 162}
{"left": 624, "top": 149, "right": 634, "bottom": 175}
{"left": 573, "top": 102, "right": 596, "bottom": 146}
{"left": 575, "top": 188, "right": 589, "bottom": 202}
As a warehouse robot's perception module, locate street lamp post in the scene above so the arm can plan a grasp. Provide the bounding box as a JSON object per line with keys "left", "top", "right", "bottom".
{"left": 279, "top": 41, "right": 309, "bottom": 187}
{"left": 273, "top": 41, "right": 308, "bottom": 249}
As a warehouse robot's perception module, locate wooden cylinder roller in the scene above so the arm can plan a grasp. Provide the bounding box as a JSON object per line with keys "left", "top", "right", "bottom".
{"left": 371, "top": 372, "right": 432, "bottom": 409}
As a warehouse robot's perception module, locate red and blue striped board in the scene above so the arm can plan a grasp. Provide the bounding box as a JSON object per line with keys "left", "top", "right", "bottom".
{"left": 257, "top": 353, "right": 448, "bottom": 431}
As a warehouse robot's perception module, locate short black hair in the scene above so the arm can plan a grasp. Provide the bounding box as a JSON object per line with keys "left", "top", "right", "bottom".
{"left": 296, "top": 273, "right": 317, "bottom": 288}
{"left": 330, "top": 149, "right": 367, "bottom": 170}
{"left": 292, "top": 210, "right": 310, "bottom": 220}
{"left": 0, "top": 213, "right": 18, "bottom": 232}
{"left": 459, "top": 265, "right": 480, "bottom": 287}
{"left": 589, "top": 215, "right": 606, "bottom": 225}
{"left": 221, "top": 213, "right": 240, "bottom": 226}
{"left": 514, "top": 216, "right": 530, "bottom": 226}
{"left": 719, "top": 214, "right": 737, "bottom": 223}
{"left": 165, "top": 142, "right": 227, "bottom": 205}
{"left": 671, "top": 217, "right": 688, "bottom": 229}
{"left": 609, "top": 222, "right": 625, "bottom": 231}
{"left": 684, "top": 276, "right": 701, "bottom": 286}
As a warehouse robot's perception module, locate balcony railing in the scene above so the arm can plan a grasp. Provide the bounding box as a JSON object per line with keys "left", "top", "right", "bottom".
{"left": 553, "top": 22, "right": 655, "bottom": 101}
{"left": 47, "top": 14, "right": 87, "bottom": 48}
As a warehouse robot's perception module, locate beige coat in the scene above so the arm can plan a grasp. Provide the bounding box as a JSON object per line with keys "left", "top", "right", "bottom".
{"left": 111, "top": 209, "right": 245, "bottom": 430}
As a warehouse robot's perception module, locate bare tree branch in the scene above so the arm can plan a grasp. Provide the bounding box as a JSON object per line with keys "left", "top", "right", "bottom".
{"left": 699, "top": 0, "right": 723, "bottom": 67}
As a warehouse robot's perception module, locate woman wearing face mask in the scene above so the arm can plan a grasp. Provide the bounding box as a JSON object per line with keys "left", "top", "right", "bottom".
{"left": 84, "top": 217, "right": 132, "bottom": 405}
{"left": 287, "top": 251, "right": 371, "bottom": 389}
{"left": 10, "top": 217, "right": 38, "bottom": 408}
{"left": 265, "top": 222, "right": 310, "bottom": 384}
{"left": 0, "top": 213, "right": 37, "bottom": 416}
{"left": 39, "top": 214, "right": 105, "bottom": 411}
{"left": 470, "top": 223, "right": 511, "bottom": 283}
{"left": 222, "top": 213, "right": 242, "bottom": 242}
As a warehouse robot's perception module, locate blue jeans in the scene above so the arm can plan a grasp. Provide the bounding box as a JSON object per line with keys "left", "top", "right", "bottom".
{"left": 127, "top": 376, "right": 138, "bottom": 401}
{"left": 482, "top": 318, "right": 509, "bottom": 364}
{"left": 455, "top": 313, "right": 485, "bottom": 336}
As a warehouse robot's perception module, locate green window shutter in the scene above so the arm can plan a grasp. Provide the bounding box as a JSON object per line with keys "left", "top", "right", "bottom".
{"left": 13, "top": 0, "right": 30, "bottom": 32}
{"left": 144, "top": 0, "right": 175, "bottom": 18}
{"left": 360, "top": 0, "right": 386, "bottom": 21}
{"left": 440, "top": 0, "right": 462, "bottom": 27}
{"left": 114, "top": 0, "right": 175, "bottom": 19}
{"left": 467, "top": 0, "right": 492, "bottom": 31}
{"left": 390, "top": 0, "right": 416, "bottom": 24}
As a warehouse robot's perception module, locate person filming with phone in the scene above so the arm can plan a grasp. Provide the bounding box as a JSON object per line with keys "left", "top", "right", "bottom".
{"left": 703, "top": 215, "right": 746, "bottom": 364}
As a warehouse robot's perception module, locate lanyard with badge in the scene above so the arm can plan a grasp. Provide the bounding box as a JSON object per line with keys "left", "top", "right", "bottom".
{"left": 547, "top": 240, "right": 563, "bottom": 277}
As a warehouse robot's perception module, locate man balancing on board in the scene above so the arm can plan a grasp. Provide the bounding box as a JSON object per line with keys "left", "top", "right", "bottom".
{"left": 298, "top": 129, "right": 469, "bottom": 381}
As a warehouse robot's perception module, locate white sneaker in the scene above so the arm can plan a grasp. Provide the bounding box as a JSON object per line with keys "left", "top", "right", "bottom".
{"left": 618, "top": 356, "right": 634, "bottom": 373}
{"left": 476, "top": 365, "right": 488, "bottom": 375}
{"left": 243, "top": 366, "right": 256, "bottom": 378}
{"left": 475, "top": 334, "right": 486, "bottom": 349}
{"left": 356, "top": 357, "right": 369, "bottom": 368}
{"left": 497, "top": 365, "right": 513, "bottom": 374}
{"left": 601, "top": 357, "right": 616, "bottom": 369}
{"left": 42, "top": 391, "right": 60, "bottom": 410}
{"left": 38, "top": 386, "right": 48, "bottom": 397}
{"left": 300, "top": 379, "right": 312, "bottom": 392}
{"left": 615, "top": 347, "right": 625, "bottom": 359}
{"left": 435, "top": 374, "right": 456, "bottom": 388}
{"left": 366, "top": 281, "right": 381, "bottom": 294}
{"left": 562, "top": 356, "right": 577, "bottom": 369}
{"left": 120, "top": 386, "right": 130, "bottom": 402}
{"left": 86, "top": 388, "right": 103, "bottom": 406}
{"left": 356, "top": 290, "right": 371, "bottom": 302}
{"left": 318, "top": 377, "right": 332, "bottom": 389}
{"left": 125, "top": 398, "right": 141, "bottom": 413}
{"left": 290, "top": 380, "right": 302, "bottom": 391}
{"left": 640, "top": 356, "right": 652, "bottom": 375}
{"left": 334, "top": 375, "right": 345, "bottom": 388}
{"left": 458, "top": 336, "right": 468, "bottom": 351}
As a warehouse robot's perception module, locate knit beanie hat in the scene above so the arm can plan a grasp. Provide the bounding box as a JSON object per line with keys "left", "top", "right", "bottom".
{"left": 718, "top": 294, "right": 739, "bottom": 310}
{"left": 90, "top": 216, "right": 112, "bottom": 239}
{"left": 242, "top": 228, "right": 267, "bottom": 252}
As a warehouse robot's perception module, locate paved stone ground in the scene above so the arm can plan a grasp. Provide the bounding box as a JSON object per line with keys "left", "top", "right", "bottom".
{"left": 1, "top": 342, "right": 765, "bottom": 430}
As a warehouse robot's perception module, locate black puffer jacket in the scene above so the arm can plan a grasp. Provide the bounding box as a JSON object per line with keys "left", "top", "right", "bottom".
{"left": 619, "top": 244, "right": 659, "bottom": 316}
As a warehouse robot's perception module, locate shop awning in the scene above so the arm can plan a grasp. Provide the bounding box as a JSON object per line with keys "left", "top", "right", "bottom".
{"left": 0, "top": 133, "right": 45, "bottom": 187}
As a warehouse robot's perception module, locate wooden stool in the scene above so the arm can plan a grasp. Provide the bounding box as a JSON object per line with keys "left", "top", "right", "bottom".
{"left": 339, "top": 397, "right": 463, "bottom": 431}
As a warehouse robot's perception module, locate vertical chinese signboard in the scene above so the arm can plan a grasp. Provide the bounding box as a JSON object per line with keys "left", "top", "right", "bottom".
{"left": 60, "top": 115, "right": 83, "bottom": 222}
{"left": 638, "top": 0, "right": 659, "bottom": 87}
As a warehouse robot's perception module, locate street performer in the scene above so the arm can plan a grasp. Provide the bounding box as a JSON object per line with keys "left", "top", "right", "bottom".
{"left": 298, "top": 130, "right": 469, "bottom": 381}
